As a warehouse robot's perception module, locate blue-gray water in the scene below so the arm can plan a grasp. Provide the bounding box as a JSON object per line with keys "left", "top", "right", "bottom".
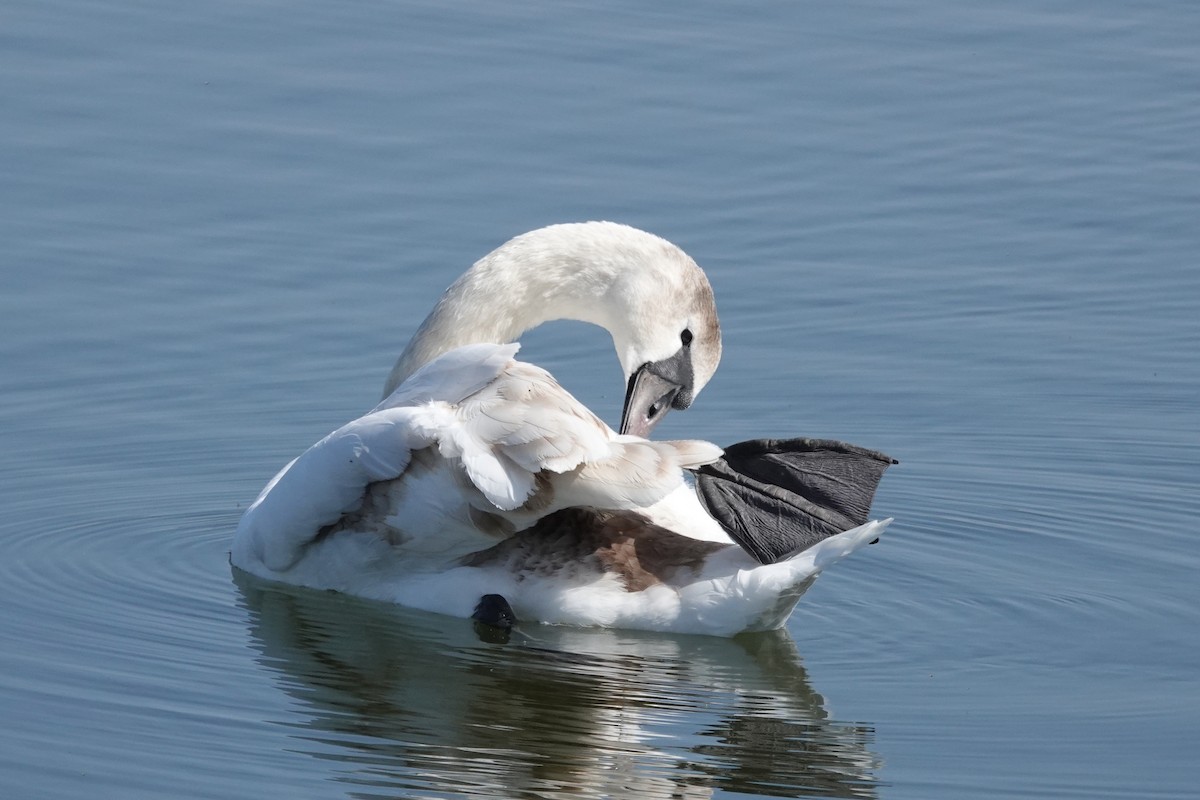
{"left": 3, "top": 1, "right": 1198, "bottom": 798}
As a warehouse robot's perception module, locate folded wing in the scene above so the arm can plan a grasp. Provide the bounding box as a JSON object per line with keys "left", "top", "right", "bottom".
{"left": 233, "top": 343, "right": 722, "bottom": 575}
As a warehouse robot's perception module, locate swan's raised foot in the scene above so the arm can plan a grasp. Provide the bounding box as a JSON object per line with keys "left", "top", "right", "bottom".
{"left": 695, "top": 438, "right": 897, "bottom": 565}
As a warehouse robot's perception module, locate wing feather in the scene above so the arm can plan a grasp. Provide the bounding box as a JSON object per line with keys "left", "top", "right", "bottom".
{"left": 435, "top": 357, "right": 720, "bottom": 518}
{"left": 234, "top": 342, "right": 724, "bottom": 575}
{"left": 235, "top": 405, "right": 434, "bottom": 571}
{"left": 446, "top": 361, "right": 612, "bottom": 506}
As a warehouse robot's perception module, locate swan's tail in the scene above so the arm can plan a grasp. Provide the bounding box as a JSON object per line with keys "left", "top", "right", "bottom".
{"left": 721, "top": 518, "right": 892, "bottom": 633}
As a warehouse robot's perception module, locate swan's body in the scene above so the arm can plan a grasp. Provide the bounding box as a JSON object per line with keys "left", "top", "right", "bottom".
{"left": 233, "top": 222, "right": 891, "bottom": 636}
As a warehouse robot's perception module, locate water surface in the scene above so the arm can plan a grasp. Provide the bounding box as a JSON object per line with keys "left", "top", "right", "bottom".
{"left": 2, "top": 1, "right": 1198, "bottom": 798}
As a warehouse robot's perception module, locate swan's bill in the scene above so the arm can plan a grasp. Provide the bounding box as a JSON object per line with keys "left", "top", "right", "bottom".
{"left": 620, "top": 345, "right": 695, "bottom": 438}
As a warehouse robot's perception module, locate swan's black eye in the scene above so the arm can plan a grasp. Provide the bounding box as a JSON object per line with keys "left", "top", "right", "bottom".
{"left": 680, "top": 328, "right": 693, "bottom": 346}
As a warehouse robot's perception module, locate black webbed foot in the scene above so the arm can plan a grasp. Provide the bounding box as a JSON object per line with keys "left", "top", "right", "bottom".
{"left": 472, "top": 594, "right": 517, "bottom": 643}
{"left": 695, "top": 438, "right": 896, "bottom": 565}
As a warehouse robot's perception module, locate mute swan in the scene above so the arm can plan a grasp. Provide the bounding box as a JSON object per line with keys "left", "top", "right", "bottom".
{"left": 232, "top": 222, "right": 894, "bottom": 636}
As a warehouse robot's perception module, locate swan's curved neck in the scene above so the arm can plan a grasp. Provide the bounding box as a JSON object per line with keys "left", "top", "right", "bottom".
{"left": 383, "top": 230, "right": 626, "bottom": 397}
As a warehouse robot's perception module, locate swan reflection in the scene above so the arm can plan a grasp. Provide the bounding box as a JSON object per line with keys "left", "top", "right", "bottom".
{"left": 235, "top": 571, "right": 880, "bottom": 798}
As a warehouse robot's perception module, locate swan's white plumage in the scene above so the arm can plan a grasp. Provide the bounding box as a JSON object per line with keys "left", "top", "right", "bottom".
{"left": 236, "top": 407, "right": 428, "bottom": 572}
{"left": 235, "top": 342, "right": 724, "bottom": 578}
{"left": 232, "top": 222, "right": 889, "bottom": 636}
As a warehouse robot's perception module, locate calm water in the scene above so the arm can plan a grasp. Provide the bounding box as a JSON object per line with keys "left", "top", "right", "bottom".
{"left": 3, "top": 1, "right": 1198, "bottom": 798}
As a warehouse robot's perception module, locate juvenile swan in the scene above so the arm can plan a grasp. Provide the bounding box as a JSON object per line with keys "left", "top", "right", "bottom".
{"left": 383, "top": 221, "right": 721, "bottom": 438}
{"left": 232, "top": 222, "right": 892, "bottom": 636}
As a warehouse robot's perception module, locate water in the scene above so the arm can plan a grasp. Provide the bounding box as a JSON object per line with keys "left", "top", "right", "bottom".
{"left": 2, "top": 1, "right": 1198, "bottom": 797}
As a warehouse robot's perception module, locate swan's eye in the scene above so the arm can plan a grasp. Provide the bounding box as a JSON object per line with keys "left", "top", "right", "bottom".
{"left": 680, "top": 328, "right": 693, "bottom": 346}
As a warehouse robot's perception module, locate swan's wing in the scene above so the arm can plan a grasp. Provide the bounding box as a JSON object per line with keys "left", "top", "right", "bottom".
{"left": 234, "top": 342, "right": 721, "bottom": 573}
{"left": 375, "top": 342, "right": 521, "bottom": 411}
{"left": 235, "top": 344, "right": 523, "bottom": 572}
{"left": 695, "top": 438, "right": 896, "bottom": 565}
{"left": 234, "top": 405, "right": 442, "bottom": 572}
{"left": 437, "top": 357, "right": 721, "bottom": 513}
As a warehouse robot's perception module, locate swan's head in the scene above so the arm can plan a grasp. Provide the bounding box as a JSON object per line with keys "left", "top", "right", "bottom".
{"left": 487, "top": 221, "right": 722, "bottom": 438}
{"left": 611, "top": 276, "right": 721, "bottom": 437}
{"left": 572, "top": 223, "right": 722, "bottom": 439}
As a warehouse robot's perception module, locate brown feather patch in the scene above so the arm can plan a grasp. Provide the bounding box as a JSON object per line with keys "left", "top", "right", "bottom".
{"left": 463, "top": 507, "right": 725, "bottom": 592}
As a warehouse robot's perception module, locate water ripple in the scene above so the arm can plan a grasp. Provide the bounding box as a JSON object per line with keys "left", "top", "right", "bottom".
{"left": 0, "top": 496, "right": 889, "bottom": 798}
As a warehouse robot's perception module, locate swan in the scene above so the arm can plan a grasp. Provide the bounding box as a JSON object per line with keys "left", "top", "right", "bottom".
{"left": 232, "top": 222, "right": 894, "bottom": 636}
